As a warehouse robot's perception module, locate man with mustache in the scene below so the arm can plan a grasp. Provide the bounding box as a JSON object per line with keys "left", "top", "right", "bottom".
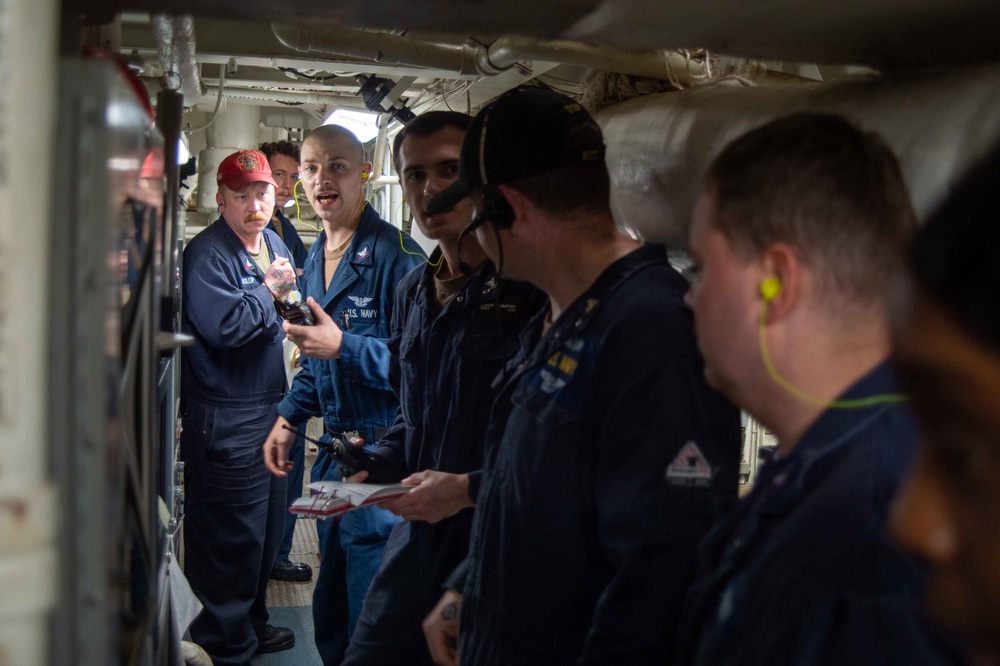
{"left": 262, "top": 125, "right": 425, "bottom": 665}
{"left": 180, "top": 149, "right": 300, "bottom": 664}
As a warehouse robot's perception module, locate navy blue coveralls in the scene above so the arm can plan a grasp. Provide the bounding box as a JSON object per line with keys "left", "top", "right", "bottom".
{"left": 276, "top": 206, "right": 424, "bottom": 665}
{"left": 458, "top": 244, "right": 741, "bottom": 665}
{"left": 343, "top": 251, "right": 544, "bottom": 665}
{"left": 675, "top": 363, "right": 966, "bottom": 666}
{"left": 180, "top": 218, "right": 294, "bottom": 666}
{"left": 266, "top": 207, "right": 309, "bottom": 563}
{"left": 268, "top": 207, "right": 309, "bottom": 268}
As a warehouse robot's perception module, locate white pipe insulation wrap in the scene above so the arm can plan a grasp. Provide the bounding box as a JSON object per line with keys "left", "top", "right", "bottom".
{"left": 271, "top": 23, "right": 482, "bottom": 76}
{"left": 0, "top": 0, "right": 58, "bottom": 661}
{"left": 483, "top": 36, "right": 722, "bottom": 84}
{"left": 151, "top": 14, "right": 202, "bottom": 103}
{"left": 197, "top": 104, "right": 262, "bottom": 213}
{"left": 598, "top": 65, "right": 1000, "bottom": 247}
{"left": 371, "top": 122, "right": 390, "bottom": 184}
{"left": 271, "top": 22, "right": 737, "bottom": 85}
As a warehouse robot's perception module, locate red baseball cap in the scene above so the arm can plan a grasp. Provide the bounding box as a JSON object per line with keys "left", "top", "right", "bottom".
{"left": 217, "top": 149, "right": 278, "bottom": 190}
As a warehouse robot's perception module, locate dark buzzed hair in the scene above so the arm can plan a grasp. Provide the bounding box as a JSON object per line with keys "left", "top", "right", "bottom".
{"left": 259, "top": 140, "right": 300, "bottom": 163}
{"left": 508, "top": 166, "right": 610, "bottom": 219}
{"left": 392, "top": 111, "right": 472, "bottom": 174}
{"left": 303, "top": 125, "right": 367, "bottom": 164}
{"left": 705, "top": 112, "right": 917, "bottom": 316}
{"left": 912, "top": 142, "right": 1000, "bottom": 351}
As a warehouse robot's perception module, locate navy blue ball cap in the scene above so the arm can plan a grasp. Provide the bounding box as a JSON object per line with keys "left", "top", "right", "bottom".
{"left": 426, "top": 87, "right": 606, "bottom": 215}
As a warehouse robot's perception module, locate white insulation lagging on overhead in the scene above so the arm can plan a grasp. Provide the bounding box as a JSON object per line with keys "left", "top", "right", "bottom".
{"left": 597, "top": 65, "right": 1000, "bottom": 247}
{"left": 151, "top": 15, "right": 202, "bottom": 102}
{"left": 195, "top": 104, "right": 262, "bottom": 214}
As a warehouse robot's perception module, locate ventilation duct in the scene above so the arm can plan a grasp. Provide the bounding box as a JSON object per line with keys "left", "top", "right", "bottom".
{"left": 597, "top": 65, "right": 1000, "bottom": 246}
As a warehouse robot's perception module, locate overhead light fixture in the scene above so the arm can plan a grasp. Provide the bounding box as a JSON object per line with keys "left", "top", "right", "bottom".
{"left": 177, "top": 138, "right": 190, "bottom": 165}
{"left": 323, "top": 108, "right": 380, "bottom": 143}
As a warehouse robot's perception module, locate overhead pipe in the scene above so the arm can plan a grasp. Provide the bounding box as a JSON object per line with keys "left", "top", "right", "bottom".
{"left": 183, "top": 63, "right": 225, "bottom": 134}
{"left": 272, "top": 23, "right": 481, "bottom": 75}
{"left": 480, "top": 36, "right": 722, "bottom": 84}
{"left": 202, "top": 86, "right": 367, "bottom": 108}
{"left": 272, "top": 23, "right": 774, "bottom": 87}
{"left": 151, "top": 15, "right": 201, "bottom": 103}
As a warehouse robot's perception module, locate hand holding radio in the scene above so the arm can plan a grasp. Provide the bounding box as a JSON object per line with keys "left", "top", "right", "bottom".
{"left": 281, "top": 425, "right": 402, "bottom": 484}
{"left": 283, "top": 297, "right": 343, "bottom": 359}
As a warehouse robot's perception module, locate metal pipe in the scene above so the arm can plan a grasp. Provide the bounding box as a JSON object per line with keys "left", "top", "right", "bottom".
{"left": 271, "top": 23, "right": 481, "bottom": 76}
{"left": 370, "top": 121, "right": 389, "bottom": 180}
{"left": 151, "top": 15, "right": 201, "bottom": 102}
{"left": 270, "top": 23, "right": 765, "bottom": 88}
{"left": 184, "top": 63, "right": 225, "bottom": 134}
{"left": 483, "top": 36, "right": 717, "bottom": 84}
{"left": 157, "top": 88, "right": 184, "bottom": 331}
{"left": 202, "top": 86, "right": 366, "bottom": 107}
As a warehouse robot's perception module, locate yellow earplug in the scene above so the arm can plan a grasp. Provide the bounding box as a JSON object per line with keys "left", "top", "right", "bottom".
{"left": 362, "top": 171, "right": 370, "bottom": 181}
{"left": 760, "top": 277, "right": 782, "bottom": 302}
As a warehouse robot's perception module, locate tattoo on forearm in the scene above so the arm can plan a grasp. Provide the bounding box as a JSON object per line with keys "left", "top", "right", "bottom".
{"left": 441, "top": 602, "right": 458, "bottom": 621}
{"left": 273, "top": 280, "right": 295, "bottom": 293}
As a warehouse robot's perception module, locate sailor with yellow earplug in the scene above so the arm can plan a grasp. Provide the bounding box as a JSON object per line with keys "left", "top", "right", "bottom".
{"left": 261, "top": 124, "right": 426, "bottom": 666}
{"left": 677, "top": 113, "right": 966, "bottom": 666}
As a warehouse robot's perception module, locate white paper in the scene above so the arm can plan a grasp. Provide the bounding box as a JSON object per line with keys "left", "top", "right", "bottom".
{"left": 168, "top": 557, "right": 203, "bottom": 640}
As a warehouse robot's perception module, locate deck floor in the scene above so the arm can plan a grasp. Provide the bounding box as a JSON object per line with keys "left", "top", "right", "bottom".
{"left": 253, "top": 514, "right": 324, "bottom": 665}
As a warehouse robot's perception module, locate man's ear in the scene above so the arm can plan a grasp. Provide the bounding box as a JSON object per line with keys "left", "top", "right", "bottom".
{"left": 759, "top": 243, "right": 804, "bottom": 323}
{"left": 497, "top": 184, "right": 530, "bottom": 231}
{"left": 216, "top": 191, "right": 224, "bottom": 210}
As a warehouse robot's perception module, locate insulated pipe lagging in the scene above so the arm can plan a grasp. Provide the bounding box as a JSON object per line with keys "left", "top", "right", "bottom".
{"left": 482, "top": 35, "right": 715, "bottom": 83}
{"left": 151, "top": 14, "right": 201, "bottom": 103}
{"left": 272, "top": 23, "right": 727, "bottom": 85}
{"left": 271, "top": 23, "right": 481, "bottom": 75}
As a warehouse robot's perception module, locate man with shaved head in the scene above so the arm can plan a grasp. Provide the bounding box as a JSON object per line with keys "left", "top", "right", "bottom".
{"left": 263, "top": 124, "right": 425, "bottom": 664}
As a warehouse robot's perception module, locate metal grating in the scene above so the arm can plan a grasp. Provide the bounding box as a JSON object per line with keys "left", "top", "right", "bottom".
{"left": 266, "top": 518, "right": 321, "bottom": 608}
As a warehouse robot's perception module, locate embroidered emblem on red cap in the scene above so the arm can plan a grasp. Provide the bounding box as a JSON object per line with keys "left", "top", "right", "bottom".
{"left": 237, "top": 152, "right": 262, "bottom": 173}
